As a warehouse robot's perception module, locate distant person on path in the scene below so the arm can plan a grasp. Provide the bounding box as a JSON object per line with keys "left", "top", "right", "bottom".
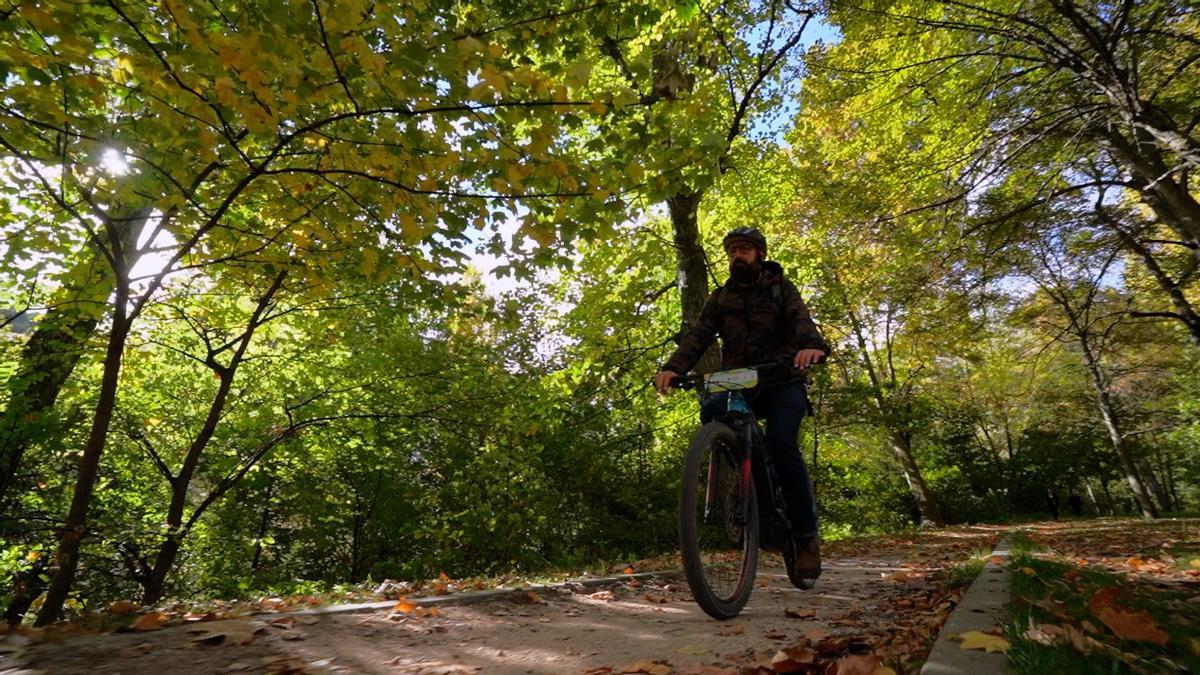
{"left": 1046, "top": 488, "right": 1060, "bottom": 520}
{"left": 1067, "top": 491, "right": 1083, "bottom": 517}
{"left": 655, "top": 227, "right": 830, "bottom": 585}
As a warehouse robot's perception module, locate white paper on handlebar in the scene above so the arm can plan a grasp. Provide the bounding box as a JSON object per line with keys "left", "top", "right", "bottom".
{"left": 704, "top": 368, "right": 758, "bottom": 392}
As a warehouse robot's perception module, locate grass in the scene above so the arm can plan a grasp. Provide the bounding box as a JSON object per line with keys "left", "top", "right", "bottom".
{"left": 937, "top": 553, "right": 987, "bottom": 590}
{"left": 1003, "top": 544, "right": 1200, "bottom": 674}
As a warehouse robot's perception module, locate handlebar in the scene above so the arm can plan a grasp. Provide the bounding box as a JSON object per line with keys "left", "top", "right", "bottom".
{"left": 668, "top": 359, "right": 803, "bottom": 391}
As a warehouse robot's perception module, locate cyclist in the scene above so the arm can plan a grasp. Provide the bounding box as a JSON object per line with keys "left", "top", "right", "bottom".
{"left": 655, "top": 227, "right": 829, "bottom": 585}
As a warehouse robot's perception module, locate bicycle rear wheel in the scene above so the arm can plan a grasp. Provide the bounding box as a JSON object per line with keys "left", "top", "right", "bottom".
{"left": 679, "top": 422, "right": 759, "bottom": 620}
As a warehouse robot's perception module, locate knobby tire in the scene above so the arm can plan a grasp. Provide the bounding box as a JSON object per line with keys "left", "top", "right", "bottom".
{"left": 679, "top": 422, "right": 758, "bottom": 620}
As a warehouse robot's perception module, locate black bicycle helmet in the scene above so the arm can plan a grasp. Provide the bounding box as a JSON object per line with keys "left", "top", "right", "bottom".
{"left": 722, "top": 227, "right": 767, "bottom": 256}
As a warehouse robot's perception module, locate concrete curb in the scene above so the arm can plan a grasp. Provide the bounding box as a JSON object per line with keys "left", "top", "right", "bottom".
{"left": 273, "top": 570, "right": 680, "bottom": 618}
{"left": 921, "top": 536, "right": 1011, "bottom": 675}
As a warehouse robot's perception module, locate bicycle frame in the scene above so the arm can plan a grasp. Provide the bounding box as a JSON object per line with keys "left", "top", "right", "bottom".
{"left": 710, "top": 390, "right": 791, "bottom": 541}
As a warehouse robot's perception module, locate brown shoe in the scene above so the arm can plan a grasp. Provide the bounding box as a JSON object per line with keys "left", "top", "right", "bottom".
{"left": 782, "top": 536, "right": 820, "bottom": 590}
{"left": 791, "top": 537, "right": 821, "bottom": 579}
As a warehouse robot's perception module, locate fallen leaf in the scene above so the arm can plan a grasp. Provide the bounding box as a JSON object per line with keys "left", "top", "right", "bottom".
{"left": 1095, "top": 607, "right": 1169, "bottom": 646}
{"left": 832, "top": 654, "right": 880, "bottom": 675}
{"left": 588, "top": 590, "right": 614, "bottom": 601}
{"left": 717, "top": 624, "right": 745, "bottom": 636}
{"left": 771, "top": 646, "right": 816, "bottom": 672}
{"left": 1017, "top": 567, "right": 1037, "bottom": 577}
{"left": 1024, "top": 626, "right": 1056, "bottom": 645}
{"left": 1031, "top": 598, "right": 1071, "bottom": 621}
{"left": 621, "top": 659, "right": 671, "bottom": 675}
{"left": 785, "top": 607, "right": 816, "bottom": 619}
{"left": 623, "top": 566, "right": 636, "bottom": 575}
{"left": 643, "top": 593, "right": 668, "bottom": 604}
{"left": 188, "top": 620, "right": 264, "bottom": 646}
{"left": 803, "top": 628, "right": 830, "bottom": 642}
{"left": 110, "top": 601, "right": 141, "bottom": 615}
{"left": 439, "top": 571, "right": 452, "bottom": 582}
{"left": 957, "top": 631, "right": 1010, "bottom": 653}
{"left": 132, "top": 612, "right": 168, "bottom": 631}
{"left": 510, "top": 591, "right": 543, "bottom": 605}
{"left": 815, "top": 636, "right": 852, "bottom": 655}
{"left": 1087, "top": 587, "right": 1121, "bottom": 615}
{"left": 988, "top": 556, "right": 1005, "bottom": 565}
{"left": 394, "top": 598, "right": 416, "bottom": 613}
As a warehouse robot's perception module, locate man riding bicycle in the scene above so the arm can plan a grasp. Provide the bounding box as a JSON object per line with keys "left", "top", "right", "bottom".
{"left": 655, "top": 227, "right": 829, "bottom": 585}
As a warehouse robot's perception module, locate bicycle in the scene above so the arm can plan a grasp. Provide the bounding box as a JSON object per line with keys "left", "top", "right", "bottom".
{"left": 671, "top": 360, "right": 814, "bottom": 620}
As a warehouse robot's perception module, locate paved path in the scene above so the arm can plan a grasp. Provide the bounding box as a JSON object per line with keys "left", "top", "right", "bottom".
{"left": 13, "top": 552, "right": 959, "bottom": 674}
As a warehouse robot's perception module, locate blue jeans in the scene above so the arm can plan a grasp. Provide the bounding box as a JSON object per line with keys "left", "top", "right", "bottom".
{"left": 699, "top": 383, "right": 819, "bottom": 539}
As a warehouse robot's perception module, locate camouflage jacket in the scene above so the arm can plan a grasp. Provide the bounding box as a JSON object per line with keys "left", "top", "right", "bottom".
{"left": 663, "top": 261, "right": 830, "bottom": 384}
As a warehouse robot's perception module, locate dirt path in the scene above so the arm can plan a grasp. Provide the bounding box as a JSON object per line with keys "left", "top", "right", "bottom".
{"left": 7, "top": 528, "right": 1002, "bottom": 674}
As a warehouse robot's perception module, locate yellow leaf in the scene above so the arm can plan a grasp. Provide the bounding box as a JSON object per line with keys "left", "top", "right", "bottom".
{"left": 457, "top": 36, "right": 484, "bottom": 54}
{"left": 214, "top": 77, "right": 237, "bottom": 107}
{"left": 565, "top": 59, "right": 592, "bottom": 87}
{"left": 957, "top": 631, "right": 1010, "bottom": 653}
{"left": 361, "top": 247, "right": 378, "bottom": 276}
{"left": 479, "top": 66, "right": 508, "bottom": 95}
{"left": 398, "top": 213, "right": 421, "bottom": 242}
{"left": 393, "top": 597, "right": 416, "bottom": 613}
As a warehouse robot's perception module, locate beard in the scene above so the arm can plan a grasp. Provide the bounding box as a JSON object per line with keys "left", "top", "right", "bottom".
{"left": 729, "top": 258, "right": 760, "bottom": 284}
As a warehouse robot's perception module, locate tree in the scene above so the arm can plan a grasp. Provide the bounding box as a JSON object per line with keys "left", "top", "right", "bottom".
{"left": 0, "top": 0, "right": 643, "bottom": 624}
{"left": 1015, "top": 203, "right": 1162, "bottom": 518}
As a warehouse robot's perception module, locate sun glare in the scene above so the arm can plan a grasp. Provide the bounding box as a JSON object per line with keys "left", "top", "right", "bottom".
{"left": 100, "top": 148, "right": 129, "bottom": 176}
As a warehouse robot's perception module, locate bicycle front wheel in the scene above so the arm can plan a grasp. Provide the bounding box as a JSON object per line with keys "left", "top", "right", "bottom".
{"left": 679, "top": 422, "right": 759, "bottom": 620}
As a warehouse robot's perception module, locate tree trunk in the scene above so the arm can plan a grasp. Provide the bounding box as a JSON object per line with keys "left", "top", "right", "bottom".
{"left": 1119, "top": 231, "right": 1200, "bottom": 347}
{"left": 35, "top": 285, "right": 133, "bottom": 626}
{"left": 1084, "top": 356, "right": 1158, "bottom": 519}
{"left": 887, "top": 429, "right": 945, "bottom": 527}
{"left": 0, "top": 210, "right": 149, "bottom": 511}
{"left": 250, "top": 476, "right": 276, "bottom": 575}
{"left": 140, "top": 271, "right": 286, "bottom": 604}
{"left": 1138, "top": 458, "right": 1172, "bottom": 514}
{"left": 667, "top": 192, "right": 720, "bottom": 373}
{"left": 141, "top": 535, "right": 181, "bottom": 605}
{"left": 1099, "top": 476, "right": 1114, "bottom": 515}
{"left": 1163, "top": 451, "right": 1182, "bottom": 511}
{"left": 844, "top": 305, "right": 944, "bottom": 526}
{"left": 1103, "top": 129, "right": 1200, "bottom": 262}
{"left": 1085, "top": 483, "right": 1101, "bottom": 515}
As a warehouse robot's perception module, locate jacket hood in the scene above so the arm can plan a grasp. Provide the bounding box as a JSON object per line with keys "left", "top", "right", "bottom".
{"left": 761, "top": 260, "right": 784, "bottom": 282}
